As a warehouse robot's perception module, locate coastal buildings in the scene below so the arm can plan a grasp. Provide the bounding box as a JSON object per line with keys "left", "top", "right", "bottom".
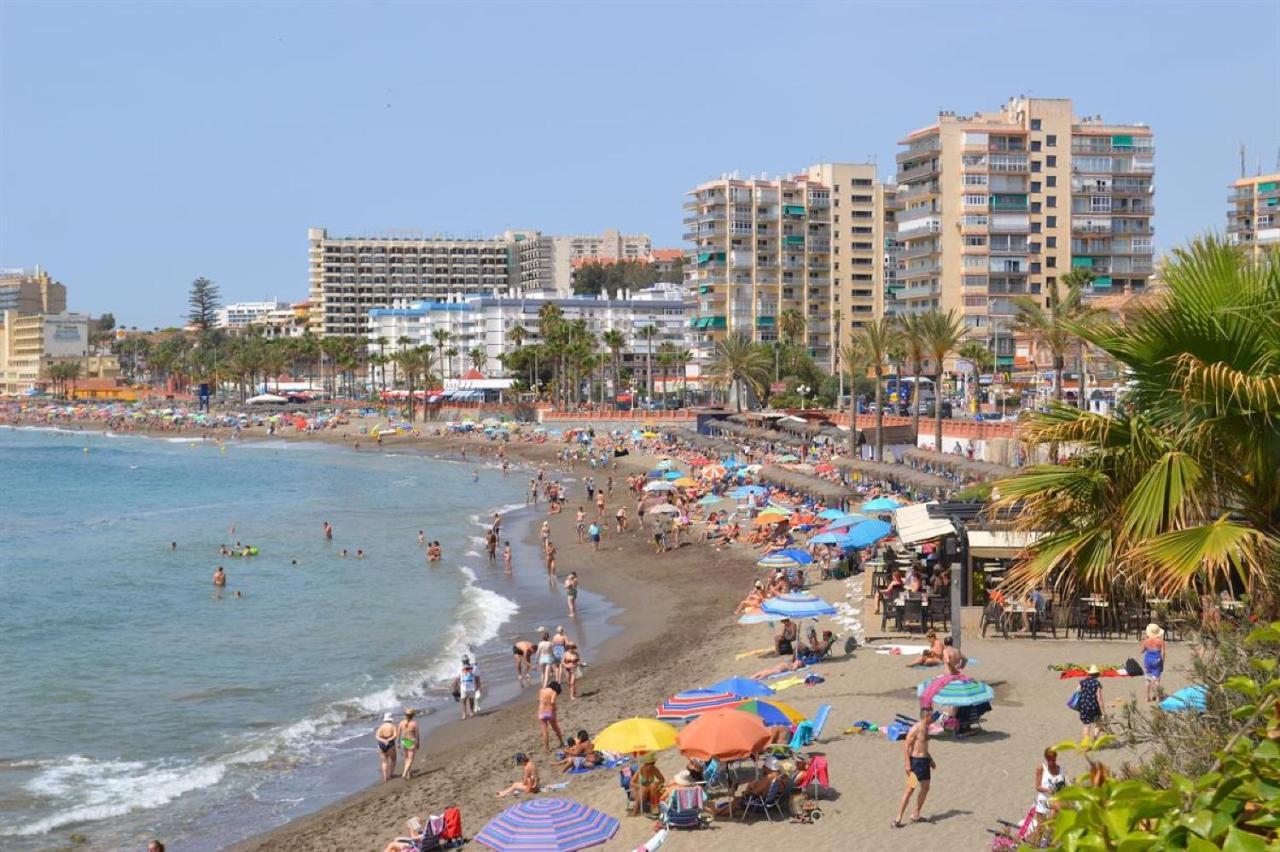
{"left": 894, "top": 96, "right": 1155, "bottom": 369}
{"left": 0, "top": 310, "right": 90, "bottom": 395}
{"left": 682, "top": 163, "right": 887, "bottom": 370}
{"left": 214, "top": 300, "right": 292, "bottom": 330}
{"left": 512, "top": 229, "right": 655, "bottom": 294}
{"left": 1227, "top": 172, "right": 1280, "bottom": 260}
{"left": 367, "top": 283, "right": 694, "bottom": 379}
{"left": 0, "top": 267, "right": 66, "bottom": 315}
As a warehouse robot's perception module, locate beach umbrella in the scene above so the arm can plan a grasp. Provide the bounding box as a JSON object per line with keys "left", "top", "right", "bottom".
{"left": 916, "top": 677, "right": 995, "bottom": 708}
{"left": 862, "top": 496, "right": 902, "bottom": 512}
{"left": 676, "top": 709, "right": 773, "bottom": 761}
{"left": 663, "top": 470, "right": 684, "bottom": 481}
{"left": 776, "top": 454, "right": 800, "bottom": 463}
{"left": 814, "top": 463, "right": 835, "bottom": 474}
{"left": 737, "top": 611, "right": 776, "bottom": 625}
{"left": 840, "top": 519, "right": 894, "bottom": 549}
{"left": 673, "top": 477, "right": 698, "bottom": 488}
{"left": 643, "top": 480, "right": 676, "bottom": 493}
{"left": 810, "top": 531, "right": 854, "bottom": 546}
{"left": 771, "top": 548, "right": 813, "bottom": 564}
{"left": 657, "top": 689, "right": 740, "bottom": 721}
{"left": 752, "top": 513, "right": 788, "bottom": 527}
{"left": 817, "top": 508, "right": 847, "bottom": 520}
{"left": 707, "top": 676, "right": 776, "bottom": 698}
{"left": 593, "top": 718, "right": 677, "bottom": 755}
{"left": 700, "top": 464, "right": 727, "bottom": 480}
{"left": 757, "top": 553, "right": 800, "bottom": 570}
{"left": 732, "top": 698, "right": 806, "bottom": 727}
{"left": 474, "top": 798, "right": 619, "bottom": 852}
{"left": 760, "top": 592, "right": 838, "bottom": 620}
{"left": 656, "top": 459, "right": 676, "bottom": 470}
{"left": 647, "top": 503, "right": 680, "bottom": 515}
{"left": 1160, "top": 685, "right": 1208, "bottom": 713}
{"left": 646, "top": 469, "right": 664, "bottom": 478}
{"left": 698, "top": 494, "right": 729, "bottom": 506}
{"left": 821, "top": 513, "right": 872, "bottom": 530}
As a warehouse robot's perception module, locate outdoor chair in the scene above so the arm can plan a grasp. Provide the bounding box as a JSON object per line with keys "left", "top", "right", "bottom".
{"left": 659, "top": 785, "right": 709, "bottom": 830}
{"left": 740, "top": 777, "right": 788, "bottom": 822}
{"left": 901, "top": 598, "right": 927, "bottom": 634}
{"left": 980, "top": 601, "right": 1007, "bottom": 639}
{"left": 1034, "top": 600, "right": 1058, "bottom": 639}
{"left": 926, "top": 597, "right": 950, "bottom": 633}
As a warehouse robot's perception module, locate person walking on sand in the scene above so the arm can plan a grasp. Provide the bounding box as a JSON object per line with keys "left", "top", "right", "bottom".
{"left": 892, "top": 706, "right": 936, "bottom": 827}
{"left": 458, "top": 661, "right": 481, "bottom": 719}
{"left": 595, "top": 489, "right": 606, "bottom": 519}
{"left": 575, "top": 507, "right": 586, "bottom": 543}
{"left": 398, "top": 708, "right": 420, "bottom": 780}
{"left": 375, "top": 713, "right": 398, "bottom": 782}
{"left": 503, "top": 541, "right": 513, "bottom": 575}
{"left": 1077, "top": 665, "right": 1104, "bottom": 741}
{"left": 564, "top": 572, "right": 579, "bottom": 616}
{"left": 1140, "top": 623, "right": 1165, "bottom": 701}
{"left": 537, "top": 682, "right": 564, "bottom": 752}
{"left": 1029, "top": 746, "right": 1065, "bottom": 833}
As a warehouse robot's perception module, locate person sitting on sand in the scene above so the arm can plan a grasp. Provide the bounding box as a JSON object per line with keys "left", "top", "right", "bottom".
{"left": 734, "top": 581, "right": 766, "bottom": 615}
{"left": 496, "top": 753, "right": 540, "bottom": 798}
{"left": 751, "top": 658, "right": 806, "bottom": 680}
{"left": 907, "top": 631, "right": 945, "bottom": 668}
{"left": 552, "top": 730, "right": 600, "bottom": 772}
{"left": 628, "top": 753, "right": 665, "bottom": 815}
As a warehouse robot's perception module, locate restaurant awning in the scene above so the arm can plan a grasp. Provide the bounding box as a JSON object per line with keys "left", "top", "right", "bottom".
{"left": 967, "top": 530, "right": 1041, "bottom": 559}
{"left": 893, "top": 502, "right": 956, "bottom": 545}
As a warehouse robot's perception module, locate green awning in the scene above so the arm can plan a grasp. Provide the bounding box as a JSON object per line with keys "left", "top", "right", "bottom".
{"left": 1259, "top": 181, "right": 1277, "bottom": 192}
{"left": 756, "top": 316, "right": 776, "bottom": 328}
{"left": 783, "top": 205, "right": 805, "bottom": 216}
{"left": 698, "top": 285, "right": 712, "bottom": 294}
{"left": 696, "top": 252, "right": 711, "bottom": 263}
{"left": 707, "top": 316, "right": 727, "bottom": 330}
{"left": 783, "top": 235, "right": 804, "bottom": 246}
{"left": 1111, "top": 134, "right": 1134, "bottom": 147}
{"left": 1072, "top": 257, "right": 1095, "bottom": 268}
{"left": 1092, "top": 276, "right": 1113, "bottom": 289}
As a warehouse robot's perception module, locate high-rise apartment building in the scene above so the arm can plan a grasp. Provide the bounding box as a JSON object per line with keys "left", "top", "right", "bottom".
{"left": 0, "top": 267, "right": 67, "bottom": 317}
{"left": 308, "top": 228, "right": 516, "bottom": 336}
{"left": 895, "top": 97, "right": 1154, "bottom": 369}
{"left": 0, "top": 310, "right": 89, "bottom": 395}
{"left": 1227, "top": 172, "right": 1280, "bottom": 260}
{"left": 683, "top": 164, "right": 885, "bottom": 370}
{"left": 511, "top": 229, "right": 653, "bottom": 294}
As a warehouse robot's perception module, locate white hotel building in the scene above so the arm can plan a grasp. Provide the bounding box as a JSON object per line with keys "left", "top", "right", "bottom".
{"left": 367, "top": 284, "right": 695, "bottom": 379}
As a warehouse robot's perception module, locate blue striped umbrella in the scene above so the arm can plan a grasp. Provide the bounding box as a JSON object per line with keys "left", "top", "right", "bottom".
{"left": 760, "top": 592, "right": 838, "bottom": 619}
{"left": 475, "top": 798, "right": 619, "bottom": 851}
{"left": 757, "top": 553, "right": 800, "bottom": 570}
{"left": 841, "top": 519, "right": 893, "bottom": 549}
{"left": 657, "top": 689, "right": 740, "bottom": 721}
{"left": 916, "top": 677, "right": 995, "bottom": 708}
{"left": 708, "top": 676, "right": 776, "bottom": 698}
{"left": 862, "top": 496, "right": 902, "bottom": 512}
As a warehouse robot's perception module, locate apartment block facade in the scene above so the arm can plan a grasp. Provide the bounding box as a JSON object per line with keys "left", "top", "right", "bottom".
{"left": 683, "top": 164, "right": 885, "bottom": 371}
{"left": 214, "top": 300, "right": 291, "bottom": 330}
{"left": 1227, "top": 172, "right": 1280, "bottom": 260}
{"left": 0, "top": 310, "right": 89, "bottom": 395}
{"left": 308, "top": 228, "right": 516, "bottom": 337}
{"left": 0, "top": 267, "right": 67, "bottom": 316}
{"left": 511, "top": 229, "right": 653, "bottom": 294}
{"left": 895, "top": 97, "right": 1154, "bottom": 369}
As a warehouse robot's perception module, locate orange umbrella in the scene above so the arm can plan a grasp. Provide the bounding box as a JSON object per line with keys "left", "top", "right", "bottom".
{"left": 676, "top": 709, "right": 773, "bottom": 761}
{"left": 751, "top": 513, "right": 789, "bottom": 527}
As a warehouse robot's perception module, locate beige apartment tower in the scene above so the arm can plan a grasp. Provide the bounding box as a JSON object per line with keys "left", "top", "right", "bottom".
{"left": 1227, "top": 172, "right": 1280, "bottom": 260}
{"left": 895, "top": 97, "right": 1154, "bottom": 370}
{"left": 683, "top": 164, "right": 885, "bottom": 370}
{"left": 0, "top": 267, "right": 67, "bottom": 316}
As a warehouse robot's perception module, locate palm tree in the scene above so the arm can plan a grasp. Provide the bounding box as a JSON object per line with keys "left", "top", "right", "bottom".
{"left": 468, "top": 347, "right": 486, "bottom": 375}
{"left": 393, "top": 335, "right": 411, "bottom": 390}
{"left": 917, "top": 309, "right": 966, "bottom": 453}
{"left": 537, "top": 303, "right": 565, "bottom": 406}
{"left": 1011, "top": 268, "right": 1099, "bottom": 407}
{"left": 431, "top": 328, "right": 452, "bottom": 380}
{"left": 847, "top": 317, "right": 898, "bottom": 461}
{"left": 897, "top": 314, "right": 928, "bottom": 441}
{"left": 375, "top": 336, "right": 389, "bottom": 392}
{"left": 778, "top": 308, "right": 806, "bottom": 347}
{"left": 601, "top": 329, "right": 626, "bottom": 407}
{"left": 674, "top": 347, "right": 693, "bottom": 405}
{"left": 707, "top": 333, "right": 772, "bottom": 412}
{"left": 957, "top": 340, "right": 995, "bottom": 414}
{"left": 637, "top": 324, "right": 659, "bottom": 407}
{"left": 993, "top": 237, "right": 1279, "bottom": 607}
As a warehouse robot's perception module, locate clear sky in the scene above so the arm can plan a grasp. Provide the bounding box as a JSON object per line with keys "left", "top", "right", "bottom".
{"left": 1, "top": 1, "right": 1277, "bottom": 328}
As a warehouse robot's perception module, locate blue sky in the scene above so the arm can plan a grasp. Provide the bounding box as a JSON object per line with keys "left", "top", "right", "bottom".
{"left": 2, "top": 1, "right": 1277, "bottom": 328}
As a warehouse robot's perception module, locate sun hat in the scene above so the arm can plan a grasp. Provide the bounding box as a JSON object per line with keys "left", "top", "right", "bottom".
{"left": 1085, "top": 664, "right": 1101, "bottom": 675}
{"left": 642, "top": 753, "right": 657, "bottom": 765}
{"left": 673, "top": 770, "right": 695, "bottom": 785}
{"left": 382, "top": 713, "right": 394, "bottom": 723}
{"left": 1145, "top": 623, "right": 1164, "bottom": 638}
{"left": 762, "top": 755, "right": 780, "bottom": 770}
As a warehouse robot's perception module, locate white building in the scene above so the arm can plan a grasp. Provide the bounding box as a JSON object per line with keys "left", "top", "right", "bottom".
{"left": 214, "top": 300, "right": 292, "bottom": 330}
{"left": 368, "top": 283, "right": 695, "bottom": 380}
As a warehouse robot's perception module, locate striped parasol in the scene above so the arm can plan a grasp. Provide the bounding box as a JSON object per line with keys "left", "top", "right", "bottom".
{"left": 657, "top": 689, "right": 740, "bottom": 721}
{"left": 757, "top": 553, "right": 800, "bottom": 570}
{"left": 916, "top": 677, "right": 995, "bottom": 708}
{"left": 732, "top": 698, "right": 806, "bottom": 727}
{"left": 760, "top": 592, "right": 838, "bottom": 620}
{"left": 475, "top": 798, "right": 619, "bottom": 851}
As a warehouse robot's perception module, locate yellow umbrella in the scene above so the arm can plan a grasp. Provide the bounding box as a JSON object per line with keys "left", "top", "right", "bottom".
{"left": 731, "top": 698, "right": 807, "bottom": 726}
{"left": 595, "top": 717, "right": 678, "bottom": 755}
{"left": 673, "top": 477, "right": 698, "bottom": 488}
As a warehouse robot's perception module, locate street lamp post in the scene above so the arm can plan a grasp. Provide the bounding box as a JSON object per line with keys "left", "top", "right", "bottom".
{"left": 797, "top": 383, "right": 811, "bottom": 409}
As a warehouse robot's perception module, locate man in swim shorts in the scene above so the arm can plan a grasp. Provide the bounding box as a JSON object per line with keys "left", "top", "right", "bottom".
{"left": 513, "top": 639, "right": 536, "bottom": 685}
{"left": 213, "top": 566, "right": 226, "bottom": 587}
{"left": 892, "top": 706, "right": 936, "bottom": 827}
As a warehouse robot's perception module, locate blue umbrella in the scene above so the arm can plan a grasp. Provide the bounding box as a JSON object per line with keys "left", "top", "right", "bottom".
{"left": 1160, "top": 685, "right": 1207, "bottom": 713}
{"left": 707, "top": 676, "right": 776, "bottom": 698}
{"left": 810, "top": 531, "right": 854, "bottom": 546}
{"left": 817, "top": 508, "right": 847, "bottom": 520}
{"left": 821, "top": 513, "right": 872, "bottom": 530}
{"left": 732, "top": 485, "right": 768, "bottom": 498}
{"left": 646, "top": 469, "right": 664, "bottom": 479}
{"left": 475, "top": 798, "right": 620, "bottom": 851}
{"left": 862, "top": 496, "right": 902, "bottom": 512}
{"left": 841, "top": 519, "right": 893, "bottom": 549}
{"left": 663, "top": 470, "right": 684, "bottom": 481}
{"left": 698, "top": 494, "right": 729, "bottom": 506}
{"left": 772, "top": 548, "right": 813, "bottom": 564}
{"left": 760, "top": 592, "right": 838, "bottom": 620}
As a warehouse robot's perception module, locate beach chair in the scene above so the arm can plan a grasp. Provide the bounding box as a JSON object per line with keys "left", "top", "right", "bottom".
{"left": 901, "top": 598, "right": 927, "bottom": 634}
{"left": 740, "top": 777, "right": 788, "bottom": 822}
{"left": 659, "top": 785, "right": 709, "bottom": 830}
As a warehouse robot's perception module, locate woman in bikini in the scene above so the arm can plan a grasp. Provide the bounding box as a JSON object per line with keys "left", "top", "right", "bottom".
{"left": 375, "top": 713, "right": 398, "bottom": 782}
{"left": 561, "top": 643, "right": 581, "bottom": 699}
{"left": 397, "top": 708, "right": 419, "bottom": 780}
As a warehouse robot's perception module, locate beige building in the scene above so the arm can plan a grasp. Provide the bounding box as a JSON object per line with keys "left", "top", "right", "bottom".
{"left": 0, "top": 267, "right": 67, "bottom": 315}
{"left": 1227, "top": 172, "right": 1280, "bottom": 260}
{"left": 895, "top": 97, "right": 1154, "bottom": 370}
{"left": 308, "top": 228, "right": 516, "bottom": 336}
{"left": 683, "top": 164, "right": 886, "bottom": 370}
{"left": 510, "top": 229, "right": 653, "bottom": 294}
{"left": 0, "top": 310, "right": 90, "bottom": 395}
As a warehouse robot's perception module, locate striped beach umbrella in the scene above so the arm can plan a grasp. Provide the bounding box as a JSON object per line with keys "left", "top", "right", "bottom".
{"left": 657, "top": 689, "right": 740, "bottom": 721}
{"left": 757, "top": 553, "right": 800, "bottom": 570}
{"left": 700, "top": 464, "right": 727, "bottom": 480}
{"left": 760, "top": 592, "right": 838, "bottom": 620}
{"left": 732, "top": 698, "right": 806, "bottom": 727}
{"left": 916, "top": 677, "right": 995, "bottom": 708}
{"left": 656, "top": 459, "right": 676, "bottom": 470}
{"left": 707, "top": 676, "right": 776, "bottom": 698}
{"left": 475, "top": 798, "right": 619, "bottom": 851}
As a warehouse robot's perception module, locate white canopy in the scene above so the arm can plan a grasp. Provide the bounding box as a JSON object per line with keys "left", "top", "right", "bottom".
{"left": 968, "top": 530, "right": 1042, "bottom": 559}
{"left": 893, "top": 502, "right": 955, "bottom": 545}
{"left": 246, "top": 393, "right": 287, "bottom": 404}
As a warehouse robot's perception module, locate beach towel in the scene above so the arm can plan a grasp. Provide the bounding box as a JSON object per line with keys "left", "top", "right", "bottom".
{"left": 735, "top": 647, "right": 773, "bottom": 660}
{"left": 770, "top": 676, "right": 805, "bottom": 691}
{"left": 1057, "top": 668, "right": 1127, "bottom": 679}
{"left": 874, "top": 644, "right": 929, "bottom": 655}
{"left": 798, "top": 754, "right": 830, "bottom": 789}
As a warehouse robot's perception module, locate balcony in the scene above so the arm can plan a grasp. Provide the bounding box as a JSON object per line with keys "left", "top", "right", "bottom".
{"left": 899, "top": 261, "right": 942, "bottom": 278}
{"left": 897, "top": 217, "right": 941, "bottom": 237}
{"left": 897, "top": 282, "right": 939, "bottom": 300}
{"left": 809, "top": 239, "right": 831, "bottom": 252}
{"left": 990, "top": 196, "right": 1029, "bottom": 212}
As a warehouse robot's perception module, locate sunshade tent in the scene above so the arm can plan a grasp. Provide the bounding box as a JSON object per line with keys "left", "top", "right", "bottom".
{"left": 916, "top": 677, "right": 995, "bottom": 708}
{"left": 474, "top": 798, "right": 619, "bottom": 852}
{"left": 676, "top": 709, "right": 773, "bottom": 761}
{"left": 657, "top": 689, "right": 740, "bottom": 721}
{"left": 593, "top": 718, "right": 677, "bottom": 754}
{"left": 760, "top": 592, "right": 838, "bottom": 619}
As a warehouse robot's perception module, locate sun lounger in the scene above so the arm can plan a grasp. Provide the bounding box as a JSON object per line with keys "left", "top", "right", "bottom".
{"left": 633, "top": 828, "right": 668, "bottom": 852}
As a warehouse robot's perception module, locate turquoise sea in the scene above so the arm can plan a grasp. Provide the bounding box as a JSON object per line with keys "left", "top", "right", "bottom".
{"left": 0, "top": 427, "right": 612, "bottom": 849}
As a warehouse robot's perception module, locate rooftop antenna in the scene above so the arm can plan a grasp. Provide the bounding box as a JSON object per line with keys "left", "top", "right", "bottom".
{"left": 1240, "top": 143, "right": 1246, "bottom": 178}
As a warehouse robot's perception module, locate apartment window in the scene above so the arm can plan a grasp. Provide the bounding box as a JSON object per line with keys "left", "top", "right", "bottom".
{"left": 1047, "top": 155, "right": 1057, "bottom": 168}
{"left": 1030, "top": 181, "right": 1041, "bottom": 193}
{"left": 1030, "top": 119, "right": 1042, "bottom": 131}
{"left": 1047, "top": 195, "right": 1057, "bottom": 208}
{"left": 1031, "top": 262, "right": 1042, "bottom": 273}
{"left": 1029, "top": 241, "right": 1041, "bottom": 253}
{"left": 1031, "top": 201, "right": 1042, "bottom": 213}
{"left": 963, "top": 174, "right": 988, "bottom": 186}
{"left": 1030, "top": 140, "right": 1041, "bottom": 152}
{"left": 833, "top": 215, "right": 839, "bottom": 223}
{"left": 1046, "top": 216, "right": 1057, "bottom": 228}
{"left": 1031, "top": 160, "right": 1042, "bottom": 173}
{"left": 1046, "top": 236, "right": 1057, "bottom": 248}
{"left": 964, "top": 193, "right": 989, "bottom": 207}
{"left": 964, "top": 235, "right": 988, "bottom": 246}
{"left": 1046, "top": 175, "right": 1057, "bottom": 187}
{"left": 1031, "top": 221, "right": 1042, "bottom": 233}
{"left": 1046, "top": 134, "right": 1057, "bottom": 147}
{"left": 1047, "top": 256, "right": 1057, "bottom": 268}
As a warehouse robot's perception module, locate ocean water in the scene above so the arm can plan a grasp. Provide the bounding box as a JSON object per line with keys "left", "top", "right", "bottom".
{"left": 0, "top": 427, "right": 605, "bottom": 849}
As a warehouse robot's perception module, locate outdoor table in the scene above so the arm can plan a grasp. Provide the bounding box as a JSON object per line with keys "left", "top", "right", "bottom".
{"left": 1001, "top": 604, "right": 1040, "bottom": 639}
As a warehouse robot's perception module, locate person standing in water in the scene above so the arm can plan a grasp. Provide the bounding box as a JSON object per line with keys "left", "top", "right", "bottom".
{"left": 398, "top": 708, "right": 419, "bottom": 780}
{"left": 375, "top": 713, "right": 398, "bottom": 782}
{"left": 213, "top": 566, "right": 226, "bottom": 587}
{"left": 503, "top": 541, "right": 513, "bottom": 575}
{"left": 564, "top": 572, "right": 579, "bottom": 616}
{"left": 323, "top": 521, "right": 333, "bottom": 540}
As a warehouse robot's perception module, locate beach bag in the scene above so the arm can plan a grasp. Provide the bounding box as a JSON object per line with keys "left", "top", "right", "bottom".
{"left": 1124, "top": 658, "right": 1143, "bottom": 677}
{"left": 440, "top": 806, "right": 463, "bottom": 842}
{"left": 1067, "top": 690, "right": 1081, "bottom": 711}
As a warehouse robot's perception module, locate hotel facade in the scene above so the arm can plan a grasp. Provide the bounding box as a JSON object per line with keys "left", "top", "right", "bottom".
{"left": 1227, "top": 172, "right": 1280, "bottom": 260}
